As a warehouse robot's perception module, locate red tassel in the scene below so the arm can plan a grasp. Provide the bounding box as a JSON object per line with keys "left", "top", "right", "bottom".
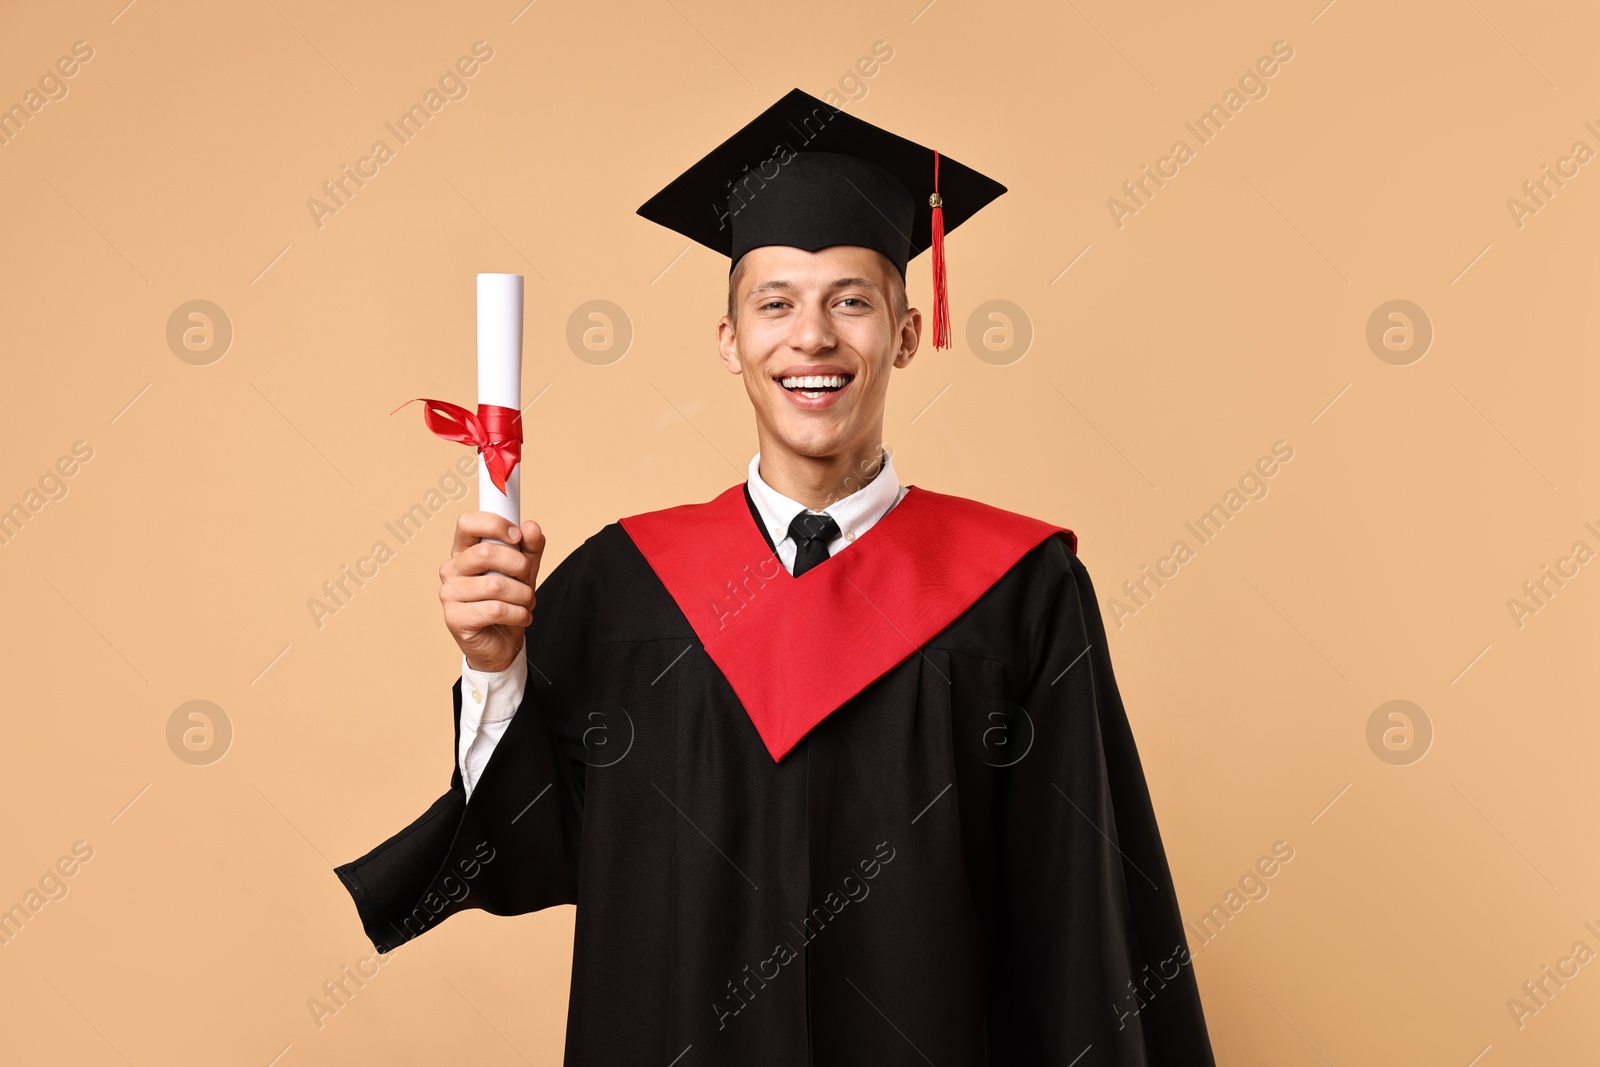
{"left": 930, "top": 150, "right": 951, "bottom": 350}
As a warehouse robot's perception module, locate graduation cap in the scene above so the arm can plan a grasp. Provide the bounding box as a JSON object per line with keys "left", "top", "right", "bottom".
{"left": 637, "top": 88, "right": 1006, "bottom": 349}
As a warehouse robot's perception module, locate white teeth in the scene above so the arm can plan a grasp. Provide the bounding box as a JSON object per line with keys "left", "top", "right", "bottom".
{"left": 779, "top": 375, "right": 848, "bottom": 389}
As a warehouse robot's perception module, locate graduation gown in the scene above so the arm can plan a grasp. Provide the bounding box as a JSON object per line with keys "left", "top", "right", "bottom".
{"left": 334, "top": 483, "right": 1215, "bottom": 1065}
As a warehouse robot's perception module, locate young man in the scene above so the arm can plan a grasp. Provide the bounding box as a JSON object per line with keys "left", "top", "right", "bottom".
{"left": 335, "top": 89, "right": 1215, "bottom": 1065}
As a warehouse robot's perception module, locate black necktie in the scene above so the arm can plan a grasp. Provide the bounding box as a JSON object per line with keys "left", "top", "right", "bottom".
{"left": 788, "top": 512, "right": 840, "bottom": 577}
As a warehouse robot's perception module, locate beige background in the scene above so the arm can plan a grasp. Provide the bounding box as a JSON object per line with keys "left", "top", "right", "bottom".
{"left": 1, "top": 0, "right": 1595, "bottom": 1063}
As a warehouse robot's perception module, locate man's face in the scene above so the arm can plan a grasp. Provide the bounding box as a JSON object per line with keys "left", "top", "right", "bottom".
{"left": 717, "top": 244, "right": 919, "bottom": 463}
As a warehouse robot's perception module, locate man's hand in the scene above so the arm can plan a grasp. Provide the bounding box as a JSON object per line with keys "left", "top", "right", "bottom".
{"left": 440, "top": 512, "right": 546, "bottom": 673}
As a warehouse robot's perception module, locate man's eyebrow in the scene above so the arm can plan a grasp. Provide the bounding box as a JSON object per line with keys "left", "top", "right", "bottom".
{"left": 746, "top": 277, "right": 885, "bottom": 299}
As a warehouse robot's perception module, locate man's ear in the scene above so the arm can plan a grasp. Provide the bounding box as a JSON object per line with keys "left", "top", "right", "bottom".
{"left": 892, "top": 307, "right": 922, "bottom": 369}
{"left": 717, "top": 315, "right": 742, "bottom": 374}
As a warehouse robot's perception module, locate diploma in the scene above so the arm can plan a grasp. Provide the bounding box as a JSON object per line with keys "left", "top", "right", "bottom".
{"left": 396, "top": 273, "right": 526, "bottom": 546}
{"left": 476, "top": 273, "right": 524, "bottom": 537}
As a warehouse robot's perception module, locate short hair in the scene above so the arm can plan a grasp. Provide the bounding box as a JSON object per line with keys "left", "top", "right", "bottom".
{"left": 726, "top": 251, "right": 909, "bottom": 327}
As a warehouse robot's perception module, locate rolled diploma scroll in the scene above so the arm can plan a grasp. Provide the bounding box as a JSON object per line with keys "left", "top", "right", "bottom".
{"left": 477, "top": 273, "right": 524, "bottom": 542}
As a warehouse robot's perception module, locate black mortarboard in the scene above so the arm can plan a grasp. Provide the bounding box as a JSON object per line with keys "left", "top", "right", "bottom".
{"left": 636, "top": 88, "right": 1007, "bottom": 348}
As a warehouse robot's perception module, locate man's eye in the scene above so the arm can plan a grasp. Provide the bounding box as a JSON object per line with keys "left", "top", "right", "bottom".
{"left": 838, "top": 297, "right": 867, "bottom": 308}
{"left": 761, "top": 301, "right": 787, "bottom": 311}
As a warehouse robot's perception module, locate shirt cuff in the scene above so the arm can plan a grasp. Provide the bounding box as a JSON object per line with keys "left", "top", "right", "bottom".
{"left": 460, "top": 653, "right": 528, "bottom": 728}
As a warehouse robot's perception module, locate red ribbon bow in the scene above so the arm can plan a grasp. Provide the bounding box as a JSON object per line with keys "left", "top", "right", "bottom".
{"left": 394, "top": 398, "right": 523, "bottom": 494}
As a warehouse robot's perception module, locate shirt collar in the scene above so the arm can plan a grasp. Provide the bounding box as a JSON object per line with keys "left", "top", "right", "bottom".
{"left": 746, "top": 448, "right": 902, "bottom": 547}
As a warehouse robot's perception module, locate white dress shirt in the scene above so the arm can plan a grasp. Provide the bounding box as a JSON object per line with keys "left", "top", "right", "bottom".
{"left": 456, "top": 449, "right": 909, "bottom": 798}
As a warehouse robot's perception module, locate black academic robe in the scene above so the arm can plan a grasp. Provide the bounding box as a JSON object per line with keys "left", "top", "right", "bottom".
{"left": 334, "top": 483, "right": 1215, "bottom": 1066}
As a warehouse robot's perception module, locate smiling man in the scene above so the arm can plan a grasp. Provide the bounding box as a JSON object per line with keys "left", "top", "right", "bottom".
{"left": 335, "top": 88, "right": 1215, "bottom": 1065}
{"left": 721, "top": 240, "right": 912, "bottom": 522}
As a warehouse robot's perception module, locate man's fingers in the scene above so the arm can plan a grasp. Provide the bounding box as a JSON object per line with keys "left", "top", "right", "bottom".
{"left": 519, "top": 520, "right": 545, "bottom": 557}
{"left": 451, "top": 511, "right": 523, "bottom": 556}
{"left": 441, "top": 541, "right": 533, "bottom": 582}
{"left": 519, "top": 520, "right": 546, "bottom": 582}
{"left": 443, "top": 599, "right": 532, "bottom": 630}
{"left": 440, "top": 573, "right": 535, "bottom": 607}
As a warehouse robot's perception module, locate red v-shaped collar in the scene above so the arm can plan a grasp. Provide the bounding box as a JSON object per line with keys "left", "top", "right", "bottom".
{"left": 619, "top": 484, "right": 1076, "bottom": 762}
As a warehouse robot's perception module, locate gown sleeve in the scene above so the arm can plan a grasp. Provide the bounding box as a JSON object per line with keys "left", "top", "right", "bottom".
{"left": 332, "top": 536, "right": 596, "bottom": 954}
{"left": 988, "top": 535, "right": 1216, "bottom": 1065}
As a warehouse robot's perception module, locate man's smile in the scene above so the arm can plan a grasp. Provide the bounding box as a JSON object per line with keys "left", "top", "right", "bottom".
{"left": 773, "top": 363, "right": 856, "bottom": 409}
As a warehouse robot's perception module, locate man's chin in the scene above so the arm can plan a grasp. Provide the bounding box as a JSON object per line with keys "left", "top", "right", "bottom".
{"left": 765, "top": 424, "right": 852, "bottom": 461}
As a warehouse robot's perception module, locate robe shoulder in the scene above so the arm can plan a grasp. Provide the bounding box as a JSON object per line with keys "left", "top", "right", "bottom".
{"left": 920, "top": 524, "right": 1101, "bottom": 701}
